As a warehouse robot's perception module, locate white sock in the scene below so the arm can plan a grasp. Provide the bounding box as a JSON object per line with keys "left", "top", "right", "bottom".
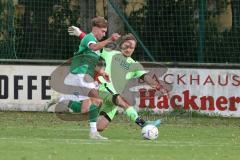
{"left": 89, "top": 122, "right": 97, "bottom": 133}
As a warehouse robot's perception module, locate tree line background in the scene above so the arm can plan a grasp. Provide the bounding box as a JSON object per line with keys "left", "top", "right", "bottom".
{"left": 0, "top": 0, "right": 240, "bottom": 63}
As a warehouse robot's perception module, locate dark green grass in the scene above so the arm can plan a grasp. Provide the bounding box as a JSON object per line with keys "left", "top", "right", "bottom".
{"left": 0, "top": 111, "right": 239, "bottom": 160}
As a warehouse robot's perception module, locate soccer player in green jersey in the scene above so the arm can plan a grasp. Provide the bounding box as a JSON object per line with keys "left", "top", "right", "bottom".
{"left": 66, "top": 16, "right": 120, "bottom": 98}
{"left": 64, "top": 16, "right": 120, "bottom": 139}
{"left": 48, "top": 60, "right": 110, "bottom": 139}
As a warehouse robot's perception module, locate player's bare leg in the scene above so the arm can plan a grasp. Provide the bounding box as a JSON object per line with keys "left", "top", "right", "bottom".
{"left": 82, "top": 98, "right": 108, "bottom": 140}
{"left": 52, "top": 94, "right": 107, "bottom": 140}
{"left": 97, "top": 115, "right": 110, "bottom": 132}
{"left": 68, "top": 98, "right": 107, "bottom": 140}
{"left": 88, "top": 89, "right": 100, "bottom": 99}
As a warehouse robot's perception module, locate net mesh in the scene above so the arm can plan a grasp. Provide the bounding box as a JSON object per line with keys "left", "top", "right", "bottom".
{"left": 123, "top": 0, "right": 240, "bottom": 63}
{"left": 1, "top": 0, "right": 240, "bottom": 63}
{"left": 0, "top": 0, "right": 95, "bottom": 60}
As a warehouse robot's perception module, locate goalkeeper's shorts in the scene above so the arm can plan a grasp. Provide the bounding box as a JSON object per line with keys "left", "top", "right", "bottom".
{"left": 98, "top": 85, "right": 118, "bottom": 122}
{"left": 99, "top": 94, "right": 118, "bottom": 122}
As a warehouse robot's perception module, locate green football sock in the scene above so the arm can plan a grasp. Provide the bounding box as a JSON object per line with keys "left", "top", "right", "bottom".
{"left": 68, "top": 101, "right": 82, "bottom": 113}
{"left": 126, "top": 107, "right": 146, "bottom": 127}
{"left": 68, "top": 101, "right": 99, "bottom": 122}
{"left": 88, "top": 104, "right": 99, "bottom": 122}
{"left": 125, "top": 107, "right": 139, "bottom": 122}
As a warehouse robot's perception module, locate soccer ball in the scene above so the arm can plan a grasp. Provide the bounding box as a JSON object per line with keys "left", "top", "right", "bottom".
{"left": 141, "top": 124, "right": 159, "bottom": 140}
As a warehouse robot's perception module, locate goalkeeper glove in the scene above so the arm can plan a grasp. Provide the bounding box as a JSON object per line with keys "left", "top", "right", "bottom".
{"left": 68, "top": 26, "right": 86, "bottom": 39}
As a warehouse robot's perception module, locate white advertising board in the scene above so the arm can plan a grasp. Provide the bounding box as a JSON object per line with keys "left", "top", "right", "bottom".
{"left": 0, "top": 65, "right": 55, "bottom": 111}
{"left": 0, "top": 65, "right": 240, "bottom": 117}
{"left": 135, "top": 68, "right": 240, "bottom": 117}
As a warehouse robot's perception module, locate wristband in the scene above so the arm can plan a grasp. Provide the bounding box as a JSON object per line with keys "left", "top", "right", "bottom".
{"left": 79, "top": 32, "right": 86, "bottom": 39}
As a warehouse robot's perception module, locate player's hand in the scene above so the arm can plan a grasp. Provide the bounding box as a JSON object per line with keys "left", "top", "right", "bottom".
{"left": 110, "top": 33, "right": 121, "bottom": 42}
{"left": 68, "top": 26, "right": 82, "bottom": 37}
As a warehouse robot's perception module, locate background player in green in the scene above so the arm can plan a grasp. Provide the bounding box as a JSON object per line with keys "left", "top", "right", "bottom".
{"left": 64, "top": 16, "right": 120, "bottom": 139}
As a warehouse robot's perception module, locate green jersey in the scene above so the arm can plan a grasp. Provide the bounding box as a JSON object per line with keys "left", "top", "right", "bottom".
{"left": 70, "top": 33, "right": 100, "bottom": 77}
{"left": 99, "top": 48, "right": 147, "bottom": 95}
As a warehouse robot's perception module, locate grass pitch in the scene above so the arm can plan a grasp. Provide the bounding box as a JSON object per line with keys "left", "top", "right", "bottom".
{"left": 0, "top": 111, "right": 239, "bottom": 160}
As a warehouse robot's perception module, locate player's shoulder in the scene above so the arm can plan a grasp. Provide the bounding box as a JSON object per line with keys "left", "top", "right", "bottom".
{"left": 86, "top": 32, "right": 95, "bottom": 37}
{"left": 80, "top": 33, "right": 97, "bottom": 48}
{"left": 82, "top": 33, "right": 96, "bottom": 41}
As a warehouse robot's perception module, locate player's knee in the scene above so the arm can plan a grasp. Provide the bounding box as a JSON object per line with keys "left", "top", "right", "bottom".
{"left": 88, "top": 89, "right": 99, "bottom": 98}
{"left": 97, "top": 115, "right": 110, "bottom": 132}
{"left": 91, "top": 98, "right": 103, "bottom": 107}
{"left": 97, "top": 123, "right": 106, "bottom": 132}
{"left": 112, "top": 94, "right": 119, "bottom": 106}
{"left": 97, "top": 127, "right": 105, "bottom": 132}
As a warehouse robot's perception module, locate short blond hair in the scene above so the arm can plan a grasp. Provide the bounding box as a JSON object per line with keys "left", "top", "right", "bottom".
{"left": 91, "top": 16, "right": 108, "bottom": 28}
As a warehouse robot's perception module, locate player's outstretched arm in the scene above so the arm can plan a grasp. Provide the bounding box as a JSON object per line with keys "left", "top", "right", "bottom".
{"left": 68, "top": 26, "right": 120, "bottom": 51}
{"left": 89, "top": 33, "right": 120, "bottom": 51}
{"left": 68, "top": 26, "right": 86, "bottom": 39}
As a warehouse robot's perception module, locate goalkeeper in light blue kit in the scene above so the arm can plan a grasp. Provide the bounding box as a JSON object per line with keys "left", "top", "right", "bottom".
{"left": 68, "top": 26, "right": 162, "bottom": 134}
